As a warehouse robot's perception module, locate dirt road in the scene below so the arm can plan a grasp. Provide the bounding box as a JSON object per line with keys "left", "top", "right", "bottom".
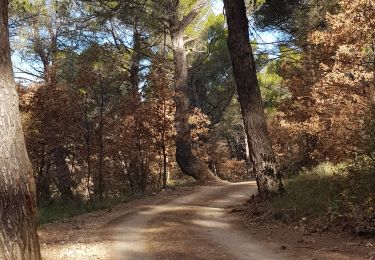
{"left": 106, "top": 182, "right": 288, "bottom": 260}
{"left": 39, "top": 182, "right": 372, "bottom": 259}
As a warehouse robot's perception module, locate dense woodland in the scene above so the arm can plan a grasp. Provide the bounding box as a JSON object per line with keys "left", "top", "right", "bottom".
{"left": 0, "top": 0, "right": 374, "bottom": 259}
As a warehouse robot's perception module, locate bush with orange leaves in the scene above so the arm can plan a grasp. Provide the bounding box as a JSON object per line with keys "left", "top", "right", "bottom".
{"left": 271, "top": 0, "right": 375, "bottom": 171}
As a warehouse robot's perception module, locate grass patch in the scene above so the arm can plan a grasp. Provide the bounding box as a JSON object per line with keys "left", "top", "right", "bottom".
{"left": 37, "top": 197, "right": 124, "bottom": 226}
{"left": 37, "top": 179, "right": 196, "bottom": 226}
{"left": 254, "top": 163, "right": 375, "bottom": 232}
{"left": 272, "top": 163, "right": 347, "bottom": 218}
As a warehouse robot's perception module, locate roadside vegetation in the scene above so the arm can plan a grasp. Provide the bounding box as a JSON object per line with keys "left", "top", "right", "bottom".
{"left": 238, "top": 0, "right": 375, "bottom": 237}
{"left": 247, "top": 163, "right": 375, "bottom": 235}
{"left": 37, "top": 198, "right": 124, "bottom": 225}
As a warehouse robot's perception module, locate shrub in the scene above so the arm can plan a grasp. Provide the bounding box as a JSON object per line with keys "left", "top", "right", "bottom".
{"left": 256, "top": 163, "right": 375, "bottom": 233}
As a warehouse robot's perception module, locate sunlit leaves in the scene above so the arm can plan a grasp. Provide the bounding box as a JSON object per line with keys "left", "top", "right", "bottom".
{"left": 271, "top": 0, "right": 375, "bottom": 166}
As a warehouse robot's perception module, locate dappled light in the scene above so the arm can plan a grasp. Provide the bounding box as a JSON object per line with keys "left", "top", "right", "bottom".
{"left": 105, "top": 183, "right": 285, "bottom": 260}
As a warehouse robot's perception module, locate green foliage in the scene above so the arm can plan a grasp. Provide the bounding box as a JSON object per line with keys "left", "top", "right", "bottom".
{"left": 37, "top": 198, "right": 124, "bottom": 225}
{"left": 254, "top": 0, "right": 340, "bottom": 43}
{"left": 258, "top": 60, "right": 289, "bottom": 115}
{"left": 247, "top": 0, "right": 266, "bottom": 12}
{"left": 189, "top": 13, "right": 234, "bottom": 122}
{"left": 253, "top": 0, "right": 300, "bottom": 31}
{"left": 10, "top": 0, "right": 33, "bottom": 13}
{"left": 272, "top": 163, "right": 345, "bottom": 217}
{"left": 180, "top": 0, "right": 206, "bottom": 17}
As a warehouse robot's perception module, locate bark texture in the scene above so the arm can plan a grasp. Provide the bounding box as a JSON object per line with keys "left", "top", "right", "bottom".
{"left": 0, "top": 1, "right": 41, "bottom": 259}
{"left": 223, "top": 0, "right": 283, "bottom": 197}
{"left": 169, "top": 2, "right": 220, "bottom": 183}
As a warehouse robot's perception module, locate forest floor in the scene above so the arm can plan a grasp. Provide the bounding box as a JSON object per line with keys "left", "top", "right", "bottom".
{"left": 39, "top": 182, "right": 374, "bottom": 259}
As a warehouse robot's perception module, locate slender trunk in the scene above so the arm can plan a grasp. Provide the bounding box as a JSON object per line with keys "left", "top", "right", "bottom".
{"left": 225, "top": 136, "right": 235, "bottom": 159}
{"left": 136, "top": 139, "right": 147, "bottom": 192}
{"left": 161, "top": 91, "right": 168, "bottom": 189}
{"left": 130, "top": 27, "right": 141, "bottom": 103}
{"left": 96, "top": 80, "right": 105, "bottom": 199}
{"left": 162, "top": 146, "right": 168, "bottom": 189}
{"left": 0, "top": 2, "right": 41, "bottom": 259}
{"left": 141, "top": 158, "right": 148, "bottom": 193}
{"left": 243, "top": 127, "right": 253, "bottom": 177}
{"left": 243, "top": 125, "right": 250, "bottom": 161}
{"left": 127, "top": 160, "right": 138, "bottom": 192}
{"left": 36, "top": 151, "right": 45, "bottom": 202}
{"left": 170, "top": 29, "right": 220, "bottom": 183}
{"left": 37, "top": 151, "right": 51, "bottom": 203}
{"left": 84, "top": 92, "right": 92, "bottom": 200}
{"left": 128, "top": 25, "right": 148, "bottom": 192}
{"left": 158, "top": 156, "right": 162, "bottom": 189}
{"left": 42, "top": 158, "right": 52, "bottom": 202}
{"left": 53, "top": 146, "right": 73, "bottom": 200}
{"left": 235, "top": 133, "right": 242, "bottom": 161}
{"left": 223, "top": 0, "right": 283, "bottom": 197}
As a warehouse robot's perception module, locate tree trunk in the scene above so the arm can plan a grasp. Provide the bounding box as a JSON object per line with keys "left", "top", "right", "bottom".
{"left": 162, "top": 145, "right": 168, "bottom": 189}
{"left": 128, "top": 26, "right": 148, "bottom": 192}
{"left": 95, "top": 80, "right": 105, "bottom": 199}
{"left": 225, "top": 136, "right": 235, "bottom": 159}
{"left": 161, "top": 86, "right": 168, "bottom": 189}
{"left": 223, "top": 0, "right": 283, "bottom": 197}
{"left": 0, "top": 1, "right": 41, "bottom": 259}
{"left": 53, "top": 146, "right": 73, "bottom": 200}
{"left": 129, "top": 26, "right": 141, "bottom": 103}
{"left": 36, "top": 151, "right": 52, "bottom": 203}
{"left": 84, "top": 92, "right": 92, "bottom": 200}
{"left": 170, "top": 29, "right": 220, "bottom": 183}
{"left": 243, "top": 126, "right": 250, "bottom": 162}
{"left": 243, "top": 127, "right": 253, "bottom": 178}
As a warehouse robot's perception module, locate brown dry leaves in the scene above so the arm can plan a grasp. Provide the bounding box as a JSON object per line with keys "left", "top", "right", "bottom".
{"left": 272, "top": 0, "right": 375, "bottom": 164}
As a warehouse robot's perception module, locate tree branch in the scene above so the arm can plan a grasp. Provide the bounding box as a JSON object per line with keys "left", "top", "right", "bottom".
{"left": 179, "top": 0, "right": 207, "bottom": 31}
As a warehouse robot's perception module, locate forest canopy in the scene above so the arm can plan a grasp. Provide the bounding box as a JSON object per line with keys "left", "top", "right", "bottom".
{"left": 6, "top": 0, "right": 375, "bottom": 215}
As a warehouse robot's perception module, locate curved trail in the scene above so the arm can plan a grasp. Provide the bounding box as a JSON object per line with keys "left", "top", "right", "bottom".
{"left": 107, "top": 182, "right": 287, "bottom": 260}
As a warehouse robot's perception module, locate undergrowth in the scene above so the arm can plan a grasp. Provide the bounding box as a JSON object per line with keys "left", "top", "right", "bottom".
{"left": 37, "top": 197, "right": 125, "bottom": 226}
{"left": 37, "top": 179, "right": 192, "bottom": 226}
{"left": 248, "top": 162, "right": 375, "bottom": 234}
{"left": 272, "top": 163, "right": 347, "bottom": 218}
